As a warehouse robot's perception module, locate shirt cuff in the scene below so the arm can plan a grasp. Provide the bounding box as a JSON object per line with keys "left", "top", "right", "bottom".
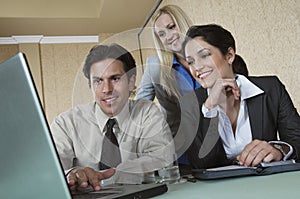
{"left": 268, "top": 140, "right": 293, "bottom": 161}
{"left": 64, "top": 167, "right": 76, "bottom": 176}
{"left": 202, "top": 104, "right": 218, "bottom": 118}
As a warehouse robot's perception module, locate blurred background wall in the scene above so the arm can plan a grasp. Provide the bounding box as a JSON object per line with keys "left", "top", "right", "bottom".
{"left": 1, "top": 0, "right": 299, "bottom": 123}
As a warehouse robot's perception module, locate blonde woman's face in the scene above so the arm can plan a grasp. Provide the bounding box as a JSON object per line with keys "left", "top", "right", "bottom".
{"left": 154, "top": 13, "right": 182, "bottom": 53}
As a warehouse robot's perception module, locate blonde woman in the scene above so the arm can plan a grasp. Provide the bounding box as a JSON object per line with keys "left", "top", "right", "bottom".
{"left": 135, "top": 5, "right": 199, "bottom": 133}
{"left": 135, "top": 5, "right": 200, "bottom": 169}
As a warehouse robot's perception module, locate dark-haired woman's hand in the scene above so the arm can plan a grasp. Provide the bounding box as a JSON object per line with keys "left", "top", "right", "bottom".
{"left": 204, "top": 78, "right": 240, "bottom": 110}
{"left": 236, "top": 139, "right": 283, "bottom": 167}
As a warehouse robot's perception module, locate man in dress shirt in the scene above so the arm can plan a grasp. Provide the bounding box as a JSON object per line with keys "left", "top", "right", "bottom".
{"left": 51, "top": 44, "right": 174, "bottom": 191}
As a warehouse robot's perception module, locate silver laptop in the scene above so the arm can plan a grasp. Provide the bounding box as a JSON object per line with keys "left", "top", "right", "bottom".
{"left": 0, "top": 53, "right": 167, "bottom": 199}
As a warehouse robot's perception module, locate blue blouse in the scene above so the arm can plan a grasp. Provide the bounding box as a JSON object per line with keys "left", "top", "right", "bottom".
{"left": 173, "top": 56, "right": 200, "bottom": 95}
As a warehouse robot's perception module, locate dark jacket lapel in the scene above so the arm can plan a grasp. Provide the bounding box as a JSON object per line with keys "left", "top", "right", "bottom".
{"left": 246, "top": 94, "right": 264, "bottom": 139}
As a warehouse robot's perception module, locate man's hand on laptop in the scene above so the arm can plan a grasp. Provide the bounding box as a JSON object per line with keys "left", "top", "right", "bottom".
{"left": 67, "top": 167, "right": 115, "bottom": 191}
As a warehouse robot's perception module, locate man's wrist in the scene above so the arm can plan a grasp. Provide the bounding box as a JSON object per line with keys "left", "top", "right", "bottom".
{"left": 65, "top": 167, "right": 78, "bottom": 176}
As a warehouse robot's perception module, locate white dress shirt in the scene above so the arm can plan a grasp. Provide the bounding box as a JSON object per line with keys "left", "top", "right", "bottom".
{"left": 202, "top": 75, "right": 293, "bottom": 160}
{"left": 202, "top": 75, "right": 264, "bottom": 158}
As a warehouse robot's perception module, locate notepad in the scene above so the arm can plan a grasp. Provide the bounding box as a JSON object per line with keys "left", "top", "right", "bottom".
{"left": 192, "top": 160, "right": 300, "bottom": 180}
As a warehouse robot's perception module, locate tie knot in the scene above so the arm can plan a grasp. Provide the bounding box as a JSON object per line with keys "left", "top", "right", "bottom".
{"left": 107, "top": 118, "right": 116, "bottom": 129}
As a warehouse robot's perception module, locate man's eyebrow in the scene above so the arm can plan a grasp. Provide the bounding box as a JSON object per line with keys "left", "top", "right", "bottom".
{"left": 92, "top": 73, "right": 123, "bottom": 79}
{"left": 109, "top": 74, "right": 122, "bottom": 79}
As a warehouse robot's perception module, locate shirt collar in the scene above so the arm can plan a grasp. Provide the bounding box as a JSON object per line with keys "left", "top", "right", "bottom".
{"left": 207, "top": 74, "right": 264, "bottom": 101}
{"left": 235, "top": 74, "right": 264, "bottom": 100}
{"left": 95, "top": 101, "right": 130, "bottom": 133}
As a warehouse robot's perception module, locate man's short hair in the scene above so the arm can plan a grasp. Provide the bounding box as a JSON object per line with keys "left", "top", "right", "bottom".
{"left": 83, "top": 44, "right": 136, "bottom": 84}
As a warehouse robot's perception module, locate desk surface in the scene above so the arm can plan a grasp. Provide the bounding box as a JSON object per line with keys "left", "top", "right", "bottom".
{"left": 154, "top": 171, "right": 300, "bottom": 199}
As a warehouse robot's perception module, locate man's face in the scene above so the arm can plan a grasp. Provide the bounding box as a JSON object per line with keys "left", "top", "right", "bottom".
{"left": 90, "top": 58, "right": 135, "bottom": 117}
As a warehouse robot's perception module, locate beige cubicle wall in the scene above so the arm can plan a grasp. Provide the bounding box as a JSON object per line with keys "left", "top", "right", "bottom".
{"left": 40, "top": 42, "right": 98, "bottom": 123}
{"left": 0, "top": 44, "right": 19, "bottom": 62}
{"left": 0, "top": 43, "right": 44, "bottom": 105}
{"left": 0, "top": 42, "right": 96, "bottom": 123}
{"left": 1, "top": 0, "right": 299, "bottom": 124}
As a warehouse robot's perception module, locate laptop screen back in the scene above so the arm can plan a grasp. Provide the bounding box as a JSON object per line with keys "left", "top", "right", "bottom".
{"left": 0, "top": 53, "right": 72, "bottom": 199}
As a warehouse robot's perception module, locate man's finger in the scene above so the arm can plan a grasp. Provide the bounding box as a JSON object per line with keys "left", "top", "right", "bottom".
{"left": 75, "top": 169, "right": 88, "bottom": 187}
{"left": 101, "top": 168, "right": 116, "bottom": 179}
{"left": 67, "top": 171, "right": 78, "bottom": 186}
{"left": 84, "top": 167, "right": 101, "bottom": 191}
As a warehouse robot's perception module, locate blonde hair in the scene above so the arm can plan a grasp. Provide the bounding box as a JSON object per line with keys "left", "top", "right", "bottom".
{"left": 151, "top": 5, "right": 192, "bottom": 98}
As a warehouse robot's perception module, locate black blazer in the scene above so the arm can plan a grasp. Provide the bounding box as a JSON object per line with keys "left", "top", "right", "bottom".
{"left": 178, "top": 76, "right": 300, "bottom": 169}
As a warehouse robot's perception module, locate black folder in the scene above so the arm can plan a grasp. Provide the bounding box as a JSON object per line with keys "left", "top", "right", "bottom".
{"left": 192, "top": 160, "right": 300, "bottom": 180}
